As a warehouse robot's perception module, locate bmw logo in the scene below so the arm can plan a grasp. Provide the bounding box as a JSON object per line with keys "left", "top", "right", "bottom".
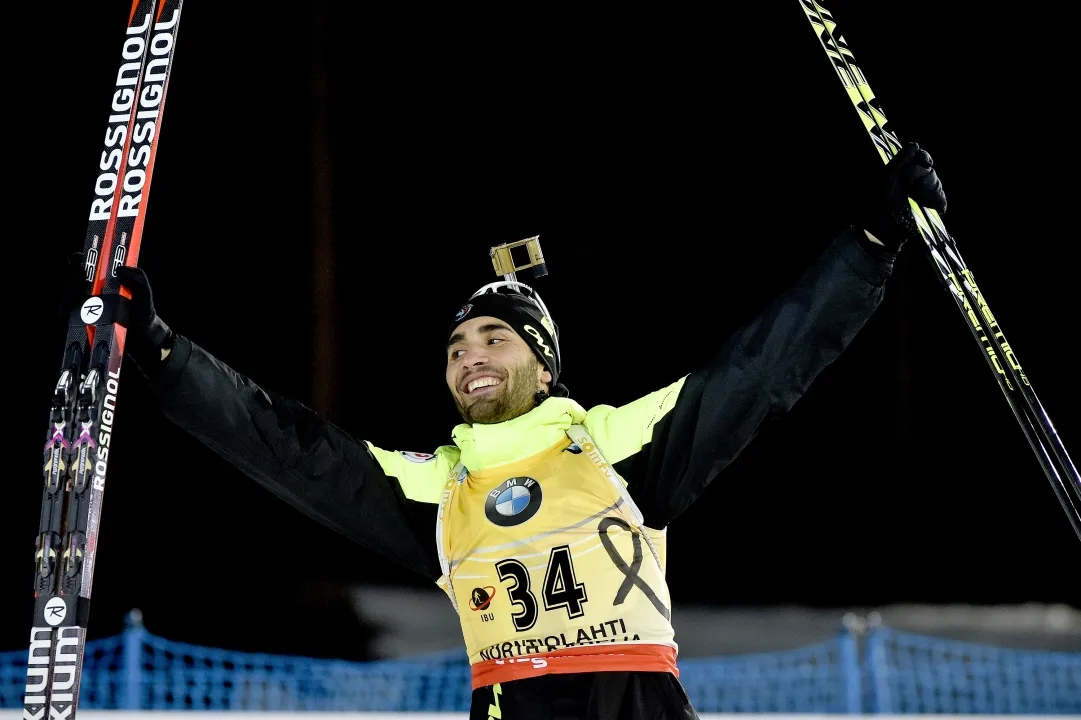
{"left": 484, "top": 477, "right": 542, "bottom": 527}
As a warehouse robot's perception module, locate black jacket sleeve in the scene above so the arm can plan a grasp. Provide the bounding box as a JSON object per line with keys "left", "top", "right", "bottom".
{"left": 138, "top": 335, "right": 442, "bottom": 580}
{"left": 616, "top": 228, "right": 897, "bottom": 528}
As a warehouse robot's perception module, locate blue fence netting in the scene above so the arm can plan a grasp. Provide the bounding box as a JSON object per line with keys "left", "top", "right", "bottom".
{"left": 2, "top": 613, "right": 1078, "bottom": 713}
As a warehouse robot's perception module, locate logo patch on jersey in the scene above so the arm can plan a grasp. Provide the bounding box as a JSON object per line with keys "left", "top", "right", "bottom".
{"left": 484, "top": 476, "right": 542, "bottom": 527}
{"left": 400, "top": 451, "right": 435, "bottom": 463}
{"left": 454, "top": 303, "right": 473, "bottom": 322}
{"left": 469, "top": 585, "right": 496, "bottom": 611}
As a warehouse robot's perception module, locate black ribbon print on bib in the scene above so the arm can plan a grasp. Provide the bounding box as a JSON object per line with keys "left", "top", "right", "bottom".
{"left": 598, "top": 516, "right": 670, "bottom": 620}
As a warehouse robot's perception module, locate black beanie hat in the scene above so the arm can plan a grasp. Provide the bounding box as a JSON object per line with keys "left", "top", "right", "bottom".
{"left": 448, "top": 288, "right": 568, "bottom": 398}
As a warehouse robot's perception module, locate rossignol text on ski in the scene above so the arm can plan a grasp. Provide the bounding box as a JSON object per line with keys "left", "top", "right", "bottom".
{"left": 25, "top": 2, "right": 184, "bottom": 718}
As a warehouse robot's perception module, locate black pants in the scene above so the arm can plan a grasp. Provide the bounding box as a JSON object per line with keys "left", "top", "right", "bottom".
{"left": 469, "top": 671, "right": 699, "bottom": 720}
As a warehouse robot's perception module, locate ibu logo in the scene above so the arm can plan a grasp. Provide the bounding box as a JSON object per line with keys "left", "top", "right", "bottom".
{"left": 484, "top": 476, "right": 542, "bottom": 527}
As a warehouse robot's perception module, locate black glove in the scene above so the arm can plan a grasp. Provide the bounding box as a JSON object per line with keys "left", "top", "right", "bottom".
{"left": 862, "top": 141, "right": 947, "bottom": 251}
{"left": 114, "top": 265, "right": 174, "bottom": 369}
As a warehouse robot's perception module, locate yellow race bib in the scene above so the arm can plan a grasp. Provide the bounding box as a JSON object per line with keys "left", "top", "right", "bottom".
{"left": 436, "top": 428, "right": 677, "bottom": 689}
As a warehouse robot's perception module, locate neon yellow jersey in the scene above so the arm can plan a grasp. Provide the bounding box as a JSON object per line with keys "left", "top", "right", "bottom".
{"left": 152, "top": 227, "right": 894, "bottom": 691}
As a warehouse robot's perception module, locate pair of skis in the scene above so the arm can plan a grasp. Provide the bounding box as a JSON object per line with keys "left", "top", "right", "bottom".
{"left": 798, "top": 0, "right": 1080, "bottom": 540}
{"left": 24, "top": 1, "right": 184, "bottom": 718}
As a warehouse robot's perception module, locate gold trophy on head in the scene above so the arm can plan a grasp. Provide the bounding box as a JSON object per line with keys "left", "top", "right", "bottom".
{"left": 478, "top": 235, "right": 559, "bottom": 363}
{"left": 489, "top": 235, "right": 547, "bottom": 283}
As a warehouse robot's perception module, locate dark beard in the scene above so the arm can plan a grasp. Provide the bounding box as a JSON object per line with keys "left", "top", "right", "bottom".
{"left": 455, "top": 356, "right": 539, "bottom": 425}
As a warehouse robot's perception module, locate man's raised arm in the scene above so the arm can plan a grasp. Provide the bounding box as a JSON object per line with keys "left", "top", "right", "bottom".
{"left": 116, "top": 266, "right": 447, "bottom": 581}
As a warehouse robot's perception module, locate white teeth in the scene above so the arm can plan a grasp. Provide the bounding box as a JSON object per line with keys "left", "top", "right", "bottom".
{"left": 467, "top": 377, "right": 502, "bottom": 393}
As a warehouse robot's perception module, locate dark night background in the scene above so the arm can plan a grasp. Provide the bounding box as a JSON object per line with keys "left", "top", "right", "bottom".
{"left": 5, "top": 2, "right": 1078, "bottom": 660}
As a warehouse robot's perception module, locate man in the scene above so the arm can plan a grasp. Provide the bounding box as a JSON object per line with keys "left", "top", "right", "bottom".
{"left": 114, "top": 142, "right": 946, "bottom": 719}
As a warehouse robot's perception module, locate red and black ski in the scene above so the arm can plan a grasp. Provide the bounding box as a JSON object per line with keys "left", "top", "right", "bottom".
{"left": 25, "top": 2, "right": 184, "bottom": 718}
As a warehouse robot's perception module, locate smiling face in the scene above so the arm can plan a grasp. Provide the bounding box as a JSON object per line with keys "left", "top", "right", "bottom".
{"left": 446, "top": 316, "right": 552, "bottom": 425}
